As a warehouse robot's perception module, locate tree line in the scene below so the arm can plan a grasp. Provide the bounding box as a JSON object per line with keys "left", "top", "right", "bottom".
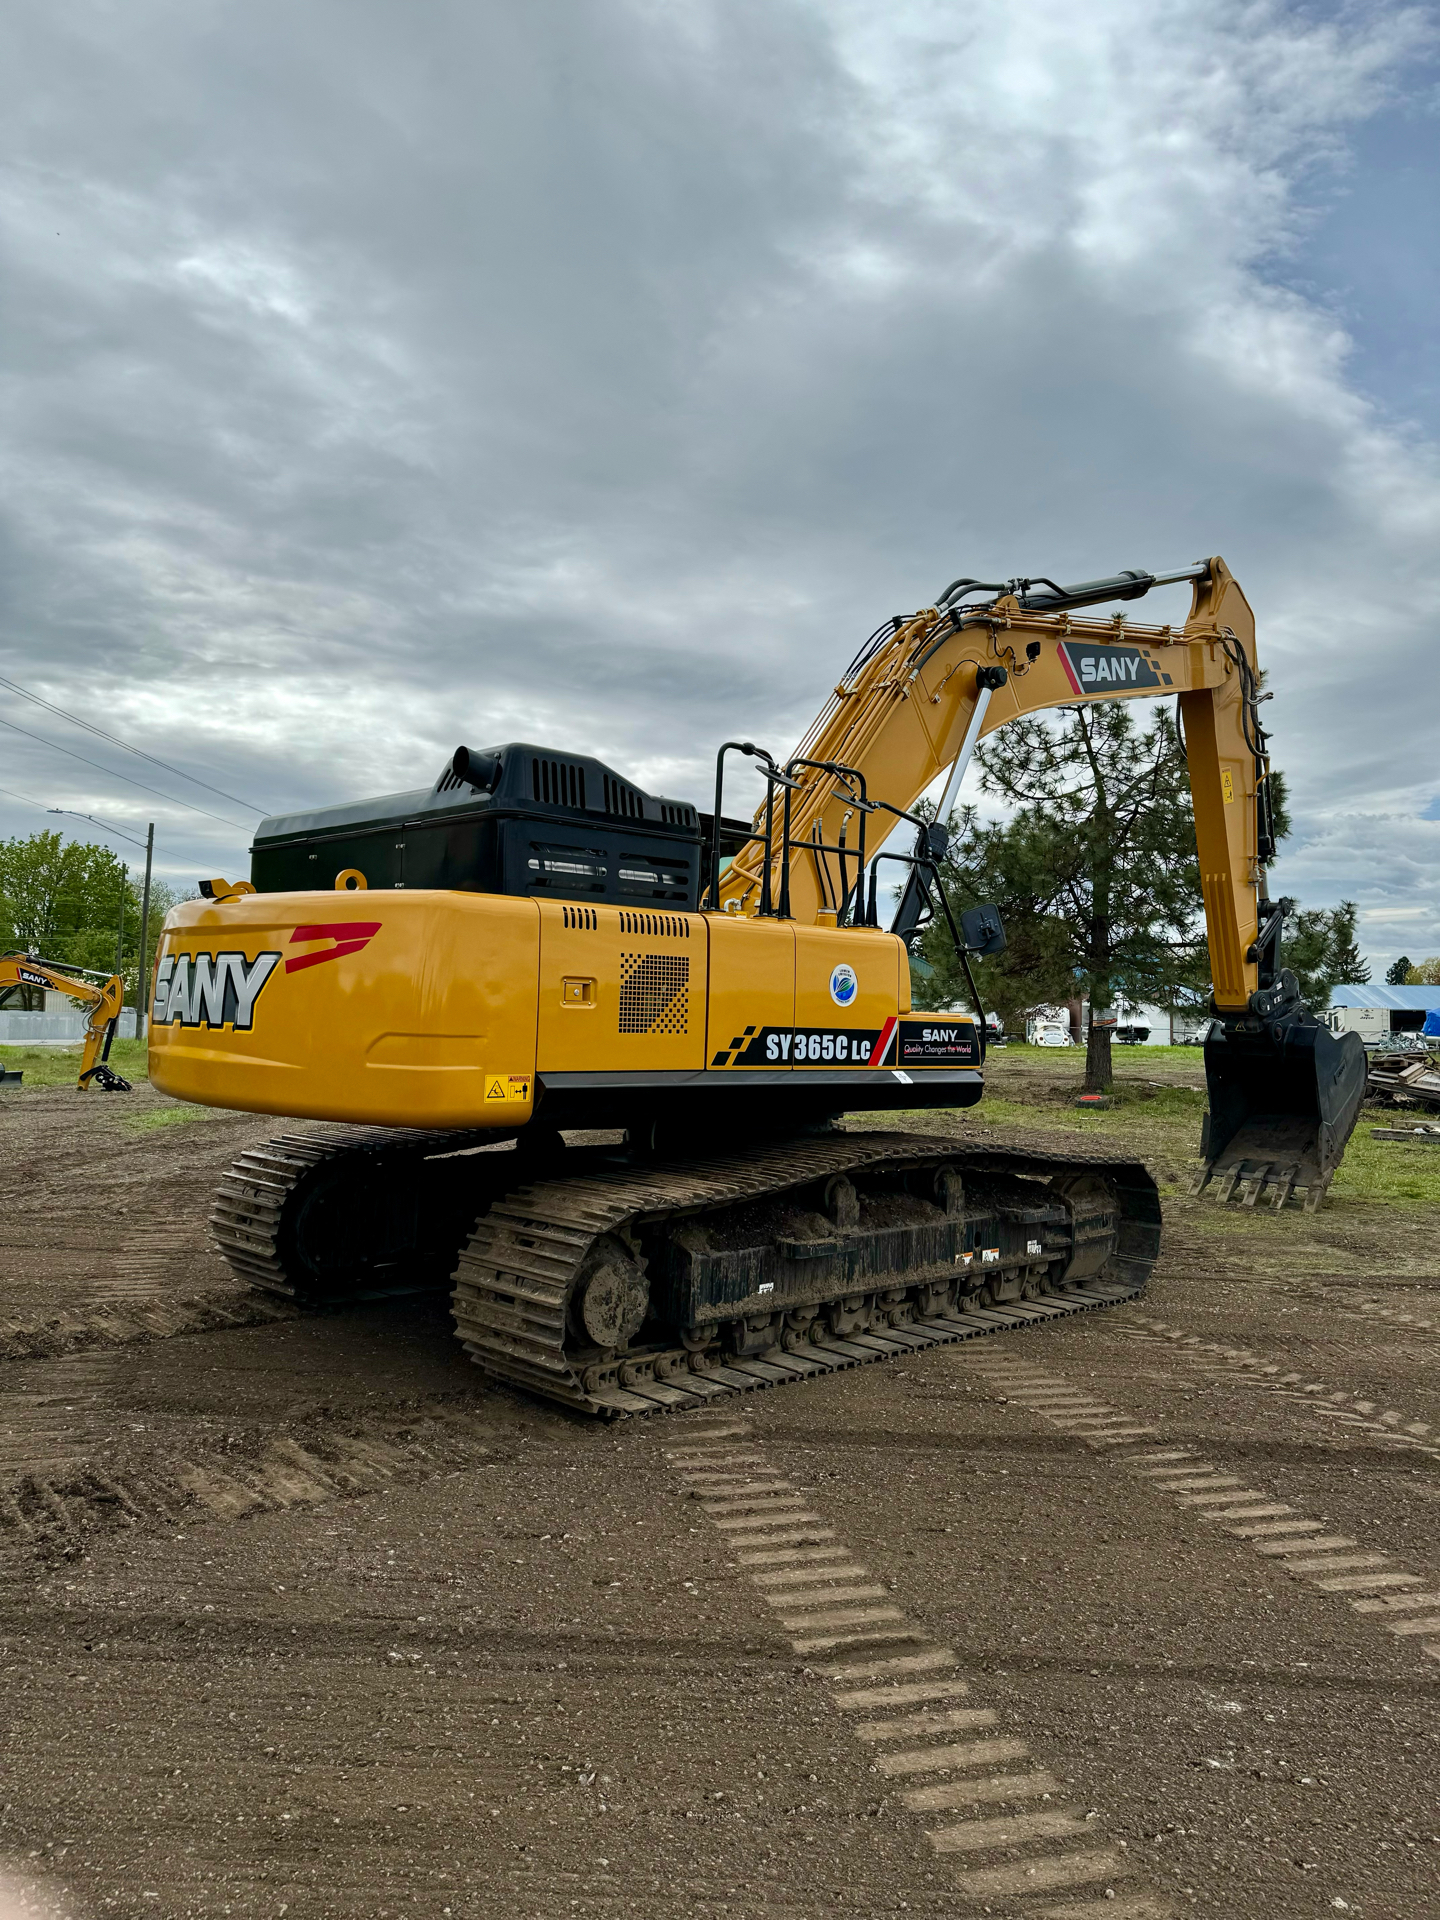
{"left": 0, "top": 832, "right": 188, "bottom": 1008}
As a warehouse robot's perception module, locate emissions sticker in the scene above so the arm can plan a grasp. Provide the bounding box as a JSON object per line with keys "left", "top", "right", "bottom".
{"left": 829, "top": 962, "right": 858, "bottom": 1007}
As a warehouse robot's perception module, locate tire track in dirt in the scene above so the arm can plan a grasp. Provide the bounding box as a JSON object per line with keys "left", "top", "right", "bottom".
{"left": 0, "top": 1286, "right": 298, "bottom": 1365}
{"left": 957, "top": 1350, "right": 1440, "bottom": 1665}
{"left": 662, "top": 1413, "right": 1171, "bottom": 1919}
{"left": 0, "top": 1398, "right": 505, "bottom": 1562}
{"left": 1117, "top": 1317, "right": 1438, "bottom": 1454}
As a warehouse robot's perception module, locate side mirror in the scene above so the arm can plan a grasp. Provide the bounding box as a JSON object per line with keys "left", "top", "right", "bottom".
{"left": 959, "top": 902, "right": 1007, "bottom": 957}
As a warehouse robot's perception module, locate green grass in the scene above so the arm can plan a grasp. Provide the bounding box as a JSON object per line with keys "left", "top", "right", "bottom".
{"left": 995, "top": 1039, "right": 1206, "bottom": 1077}
{"left": 0, "top": 1036, "right": 149, "bottom": 1088}
{"left": 1330, "top": 1111, "right": 1440, "bottom": 1207}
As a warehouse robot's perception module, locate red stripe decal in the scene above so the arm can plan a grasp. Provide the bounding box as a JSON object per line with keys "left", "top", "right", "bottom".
{"left": 285, "top": 922, "right": 382, "bottom": 974}
{"left": 1057, "top": 644, "right": 1084, "bottom": 695}
{"left": 291, "top": 922, "right": 382, "bottom": 943}
{"left": 868, "top": 1016, "right": 898, "bottom": 1067}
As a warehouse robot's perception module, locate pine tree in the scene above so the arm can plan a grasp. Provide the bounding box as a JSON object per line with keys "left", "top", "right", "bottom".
{"left": 918, "top": 703, "right": 1209, "bottom": 1091}
{"left": 1387, "top": 956, "right": 1413, "bottom": 986}
{"left": 1280, "top": 901, "right": 1370, "bottom": 1008}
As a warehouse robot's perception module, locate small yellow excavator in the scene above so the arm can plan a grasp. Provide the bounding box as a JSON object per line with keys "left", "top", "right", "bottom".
{"left": 149, "top": 555, "right": 1365, "bottom": 1414}
{"left": 0, "top": 954, "right": 131, "bottom": 1090}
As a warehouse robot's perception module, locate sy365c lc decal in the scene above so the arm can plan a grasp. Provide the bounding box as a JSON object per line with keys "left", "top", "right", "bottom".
{"left": 152, "top": 924, "right": 381, "bottom": 1029}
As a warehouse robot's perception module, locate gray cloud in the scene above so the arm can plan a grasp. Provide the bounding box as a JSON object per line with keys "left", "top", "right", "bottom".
{"left": 0, "top": 0, "right": 1435, "bottom": 966}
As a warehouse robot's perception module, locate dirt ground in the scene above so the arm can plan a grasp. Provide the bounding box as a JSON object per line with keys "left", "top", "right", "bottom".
{"left": 0, "top": 1050, "right": 1436, "bottom": 1921}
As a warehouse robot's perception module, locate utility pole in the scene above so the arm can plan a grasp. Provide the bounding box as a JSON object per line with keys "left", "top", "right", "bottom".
{"left": 135, "top": 824, "right": 154, "bottom": 1041}
{"left": 114, "top": 863, "right": 128, "bottom": 972}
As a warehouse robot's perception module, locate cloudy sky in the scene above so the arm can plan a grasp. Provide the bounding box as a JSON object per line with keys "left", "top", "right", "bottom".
{"left": 2, "top": 0, "right": 1436, "bottom": 966}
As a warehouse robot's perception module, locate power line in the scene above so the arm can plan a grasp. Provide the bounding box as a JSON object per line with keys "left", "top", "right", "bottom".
{"left": 0, "top": 672, "right": 268, "bottom": 813}
{"left": 0, "top": 783, "right": 57, "bottom": 814}
{"left": 0, "top": 713, "right": 249, "bottom": 831}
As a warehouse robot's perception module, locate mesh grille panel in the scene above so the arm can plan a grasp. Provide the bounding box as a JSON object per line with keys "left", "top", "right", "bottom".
{"left": 618, "top": 952, "right": 689, "bottom": 1035}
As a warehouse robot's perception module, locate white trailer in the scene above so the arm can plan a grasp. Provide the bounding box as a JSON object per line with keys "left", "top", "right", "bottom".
{"left": 1326, "top": 1005, "right": 1426, "bottom": 1048}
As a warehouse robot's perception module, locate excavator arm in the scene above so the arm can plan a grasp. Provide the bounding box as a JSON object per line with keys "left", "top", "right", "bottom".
{"left": 0, "top": 955, "right": 132, "bottom": 1091}
{"left": 720, "top": 555, "right": 1365, "bottom": 1208}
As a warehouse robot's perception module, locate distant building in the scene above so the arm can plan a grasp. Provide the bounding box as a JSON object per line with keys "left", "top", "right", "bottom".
{"left": 1327, "top": 983, "right": 1440, "bottom": 1047}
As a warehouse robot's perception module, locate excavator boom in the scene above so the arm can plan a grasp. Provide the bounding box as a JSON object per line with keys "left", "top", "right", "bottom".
{"left": 719, "top": 555, "right": 1364, "bottom": 1208}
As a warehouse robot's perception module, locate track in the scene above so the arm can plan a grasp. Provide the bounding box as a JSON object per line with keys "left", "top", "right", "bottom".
{"left": 452, "top": 1132, "right": 1160, "bottom": 1413}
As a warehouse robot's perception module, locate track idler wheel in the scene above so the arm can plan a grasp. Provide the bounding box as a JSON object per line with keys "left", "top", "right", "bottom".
{"left": 571, "top": 1237, "right": 650, "bottom": 1348}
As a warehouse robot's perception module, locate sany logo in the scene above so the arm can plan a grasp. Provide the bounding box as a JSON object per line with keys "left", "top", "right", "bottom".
{"left": 153, "top": 924, "right": 381, "bottom": 1029}
{"left": 1058, "top": 642, "right": 1170, "bottom": 695}
{"left": 152, "top": 951, "right": 281, "bottom": 1030}
{"left": 285, "top": 922, "right": 382, "bottom": 974}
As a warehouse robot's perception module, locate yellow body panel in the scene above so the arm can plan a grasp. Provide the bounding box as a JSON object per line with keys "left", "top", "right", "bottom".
{"left": 703, "top": 914, "right": 795, "bottom": 1063}
{"left": 149, "top": 891, "right": 925, "bottom": 1122}
{"left": 149, "top": 890, "right": 541, "bottom": 1128}
{"left": 794, "top": 924, "right": 903, "bottom": 1032}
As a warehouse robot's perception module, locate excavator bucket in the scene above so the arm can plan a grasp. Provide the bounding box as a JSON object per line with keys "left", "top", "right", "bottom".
{"left": 1194, "top": 1015, "right": 1367, "bottom": 1212}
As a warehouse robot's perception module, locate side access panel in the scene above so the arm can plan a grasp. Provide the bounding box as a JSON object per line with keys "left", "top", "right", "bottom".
{"left": 793, "top": 923, "right": 906, "bottom": 1064}
{"left": 536, "top": 904, "right": 705, "bottom": 1073}
{"left": 703, "top": 915, "right": 796, "bottom": 1067}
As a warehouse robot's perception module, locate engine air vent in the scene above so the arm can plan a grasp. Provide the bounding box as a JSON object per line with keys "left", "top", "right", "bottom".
{"left": 659, "top": 802, "right": 697, "bottom": 828}
{"left": 602, "top": 773, "right": 644, "bottom": 819}
{"left": 533, "top": 757, "right": 586, "bottom": 809}
{"left": 619, "top": 952, "right": 689, "bottom": 1035}
{"left": 618, "top": 911, "right": 690, "bottom": 939}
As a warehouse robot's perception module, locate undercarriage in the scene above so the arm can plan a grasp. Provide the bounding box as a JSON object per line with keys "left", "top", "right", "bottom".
{"left": 210, "top": 1126, "right": 1160, "bottom": 1416}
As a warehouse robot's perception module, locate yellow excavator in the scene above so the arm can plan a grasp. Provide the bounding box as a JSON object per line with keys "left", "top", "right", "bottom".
{"left": 0, "top": 954, "right": 131, "bottom": 1089}
{"left": 149, "top": 556, "right": 1365, "bottom": 1414}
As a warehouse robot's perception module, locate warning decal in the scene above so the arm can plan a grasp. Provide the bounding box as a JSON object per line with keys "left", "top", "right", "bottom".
{"left": 485, "top": 1075, "right": 533, "bottom": 1102}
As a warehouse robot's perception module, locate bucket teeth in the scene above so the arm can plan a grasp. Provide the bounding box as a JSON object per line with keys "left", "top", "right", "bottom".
{"left": 1238, "top": 1164, "right": 1271, "bottom": 1207}
{"left": 1268, "top": 1168, "right": 1297, "bottom": 1212}
{"left": 1200, "top": 1158, "right": 1313, "bottom": 1212}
